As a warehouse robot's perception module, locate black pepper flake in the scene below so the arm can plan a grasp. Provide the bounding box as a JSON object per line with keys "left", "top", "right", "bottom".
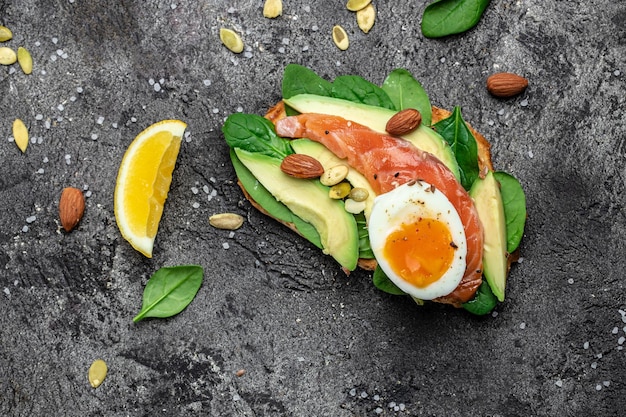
{"left": 373, "top": 174, "right": 378, "bottom": 180}
{"left": 428, "top": 184, "right": 436, "bottom": 193}
{"left": 450, "top": 241, "right": 458, "bottom": 249}
{"left": 324, "top": 130, "right": 329, "bottom": 135}
{"left": 394, "top": 172, "right": 400, "bottom": 178}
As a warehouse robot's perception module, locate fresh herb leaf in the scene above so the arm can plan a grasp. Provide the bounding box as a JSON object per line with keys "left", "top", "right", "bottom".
{"left": 462, "top": 280, "right": 497, "bottom": 315}
{"left": 421, "top": 0, "right": 491, "bottom": 38}
{"left": 133, "top": 265, "right": 204, "bottom": 322}
{"left": 230, "top": 150, "right": 323, "bottom": 249}
{"left": 223, "top": 113, "right": 293, "bottom": 159}
{"left": 373, "top": 266, "right": 406, "bottom": 295}
{"left": 355, "top": 212, "right": 374, "bottom": 259}
{"left": 282, "top": 63, "right": 333, "bottom": 99}
{"left": 330, "top": 75, "right": 396, "bottom": 110}
{"left": 494, "top": 171, "right": 527, "bottom": 253}
{"left": 433, "top": 106, "right": 479, "bottom": 190}
{"left": 382, "top": 69, "right": 432, "bottom": 126}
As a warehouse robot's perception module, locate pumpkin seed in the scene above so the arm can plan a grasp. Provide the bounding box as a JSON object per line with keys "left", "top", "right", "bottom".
{"left": 356, "top": 4, "right": 376, "bottom": 33}
{"left": 346, "top": 0, "right": 372, "bottom": 12}
{"left": 88, "top": 359, "right": 108, "bottom": 388}
{"left": 219, "top": 28, "right": 244, "bottom": 53}
{"left": 209, "top": 212, "right": 244, "bottom": 230}
{"left": 0, "top": 46, "right": 17, "bottom": 65}
{"left": 263, "top": 0, "right": 283, "bottom": 18}
{"left": 349, "top": 187, "right": 369, "bottom": 202}
{"left": 344, "top": 198, "right": 367, "bottom": 214}
{"left": 329, "top": 182, "right": 351, "bottom": 199}
{"left": 17, "top": 47, "right": 32, "bottom": 75}
{"left": 332, "top": 25, "right": 349, "bottom": 51}
{"left": 13, "top": 119, "right": 28, "bottom": 153}
{"left": 0, "top": 26, "right": 12, "bottom": 42}
{"left": 320, "top": 164, "right": 349, "bottom": 186}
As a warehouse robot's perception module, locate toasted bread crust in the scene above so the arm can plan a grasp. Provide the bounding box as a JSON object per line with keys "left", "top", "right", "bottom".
{"left": 239, "top": 101, "right": 505, "bottom": 303}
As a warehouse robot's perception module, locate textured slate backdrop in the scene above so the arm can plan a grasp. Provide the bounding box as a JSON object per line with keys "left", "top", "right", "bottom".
{"left": 1, "top": 0, "right": 625, "bottom": 416}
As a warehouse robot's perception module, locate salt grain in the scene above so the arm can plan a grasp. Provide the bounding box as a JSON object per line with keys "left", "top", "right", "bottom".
{"left": 203, "top": 185, "right": 210, "bottom": 194}
{"left": 43, "top": 157, "right": 49, "bottom": 163}
{"left": 555, "top": 379, "right": 563, "bottom": 387}
{"left": 618, "top": 336, "right": 625, "bottom": 345}
{"left": 112, "top": 122, "right": 118, "bottom": 129}
{"left": 131, "top": 117, "right": 137, "bottom": 122}
{"left": 520, "top": 322, "right": 526, "bottom": 329}
{"left": 520, "top": 99, "right": 529, "bottom": 107}
{"left": 85, "top": 191, "right": 92, "bottom": 198}
{"left": 614, "top": 70, "right": 621, "bottom": 76}
{"left": 222, "top": 242, "right": 229, "bottom": 249}
{"left": 52, "top": 37, "right": 58, "bottom": 44}
{"left": 70, "top": 96, "right": 77, "bottom": 102}
{"left": 154, "top": 83, "right": 161, "bottom": 92}
{"left": 591, "top": 362, "right": 597, "bottom": 369}
{"left": 203, "top": 79, "right": 211, "bottom": 86}
{"left": 595, "top": 384, "right": 602, "bottom": 391}
{"left": 36, "top": 168, "right": 44, "bottom": 174}
{"left": 91, "top": 133, "right": 98, "bottom": 140}
{"left": 22, "top": 225, "right": 29, "bottom": 233}
{"left": 567, "top": 278, "right": 574, "bottom": 284}
{"left": 192, "top": 202, "right": 200, "bottom": 209}
{"left": 583, "top": 341, "right": 589, "bottom": 349}
{"left": 76, "top": 86, "right": 83, "bottom": 93}
{"left": 374, "top": 408, "right": 383, "bottom": 415}
{"left": 96, "top": 116, "right": 105, "bottom": 125}
{"left": 312, "top": 25, "right": 319, "bottom": 31}
{"left": 612, "top": 327, "right": 618, "bottom": 334}
{"left": 61, "top": 53, "right": 68, "bottom": 59}
{"left": 171, "top": 4, "right": 177, "bottom": 10}
{"left": 57, "top": 104, "right": 64, "bottom": 111}
{"left": 349, "top": 388, "right": 357, "bottom": 396}
{"left": 3, "top": 288, "right": 9, "bottom": 296}
{"left": 35, "top": 114, "right": 43, "bottom": 121}
{"left": 50, "top": 55, "right": 57, "bottom": 62}
{"left": 191, "top": 187, "right": 199, "bottom": 194}
{"left": 8, "top": 67, "right": 15, "bottom": 75}
{"left": 26, "top": 216, "right": 36, "bottom": 223}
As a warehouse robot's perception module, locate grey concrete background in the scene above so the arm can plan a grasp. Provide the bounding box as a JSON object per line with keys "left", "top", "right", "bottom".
{"left": 0, "top": 0, "right": 625, "bottom": 416}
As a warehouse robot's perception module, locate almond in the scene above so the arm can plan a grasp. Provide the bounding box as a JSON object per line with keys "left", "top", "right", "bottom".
{"left": 280, "top": 154, "right": 324, "bottom": 179}
{"left": 486, "top": 72, "right": 528, "bottom": 98}
{"left": 59, "top": 187, "right": 85, "bottom": 232}
{"left": 385, "top": 108, "right": 422, "bottom": 136}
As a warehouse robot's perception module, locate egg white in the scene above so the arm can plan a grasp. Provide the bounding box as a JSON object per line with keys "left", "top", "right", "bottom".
{"left": 368, "top": 180, "right": 467, "bottom": 300}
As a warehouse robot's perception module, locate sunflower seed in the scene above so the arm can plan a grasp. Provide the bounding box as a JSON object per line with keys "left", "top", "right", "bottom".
{"left": 219, "top": 28, "right": 244, "bottom": 53}
{"left": 13, "top": 119, "right": 28, "bottom": 153}
{"left": 0, "top": 47, "right": 17, "bottom": 65}
{"left": 17, "top": 47, "right": 33, "bottom": 74}
{"left": 0, "top": 26, "right": 12, "bottom": 42}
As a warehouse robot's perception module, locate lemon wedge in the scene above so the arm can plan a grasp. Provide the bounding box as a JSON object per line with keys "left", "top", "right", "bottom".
{"left": 114, "top": 119, "right": 187, "bottom": 257}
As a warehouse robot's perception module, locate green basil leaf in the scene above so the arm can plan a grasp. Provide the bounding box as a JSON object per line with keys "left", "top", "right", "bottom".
{"left": 421, "top": 0, "right": 491, "bottom": 38}
{"left": 382, "top": 68, "right": 432, "bottom": 126}
{"left": 230, "top": 150, "right": 323, "bottom": 249}
{"left": 433, "top": 106, "right": 479, "bottom": 190}
{"left": 222, "top": 113, "right": 293, "bottom": 159}
{"left": 462, "top": 280, "right": 497, "bottom": 315}
{"left": 133, "top": 265, "right": 204, "bottom": 322}
{"left": 373, "top": 266, "right": 406, "bottom": 295}
{"left": 282, "top": 63, "right": 333, "bottom": 99}
{"left": 494, "top": 171, "right": 527, "bottom": 253}
{"left": 331, "top": 75, "right": 396, "bottom": 110}
{"left": 355, "top": 212, "right": 374, "bottom": 259}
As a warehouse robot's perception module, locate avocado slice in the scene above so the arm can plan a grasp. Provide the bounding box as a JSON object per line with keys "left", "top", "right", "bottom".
{"left": 469, "top": 170, "right": 508, "bottom": 301}
{"left": 290, "top": 138, "right": 377, "bottom": 221}
{"left": 234, "top": 148, "right": 359, "bottom": 271}
{"left": 284, "top": 94, "right": 461, "bottom": 180}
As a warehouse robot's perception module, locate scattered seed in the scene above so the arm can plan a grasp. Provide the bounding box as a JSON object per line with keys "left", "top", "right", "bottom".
{"left": 263, "top": 0, "right": 283, "bottom": 18}
{"left": 329, "top": 182, "right": 351, "bottom": 199}
{"left": 346, "top": 0, "right": 372, "bottom": 12}
{"left": 220, "top": 28, "right": 244, "bottom": 53}
{"left": 356, "top": 4, "right": 376, "bottom": 33}
{"left": 344, "top": 198, "right": 366, "bottom": 214}
{"left": 0, "top": 26, "right": 12, "bottom": 42}
{"left": 13, "top": 119, "right": 28, "bottom": 153}
{"left": 209, "top": 213, "right": 244, "bottom": 230}
{"left": 349, "top": 187, "right": 369, "bottom": 202}
{"left": 320, "top": 164, "right": 349, "bottom": 186}
{"left": 88, "top": 359, "right": 108, "bottom": 388}
{"left": 0, "top": 46, "right": 17, "bottom": 65}
{"left": 332, "top": 25, "right": 349, "bottom": 51}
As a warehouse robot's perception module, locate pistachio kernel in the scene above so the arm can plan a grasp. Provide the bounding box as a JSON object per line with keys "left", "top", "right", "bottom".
{"left": 332, "top": 25, "right": 349, "bottom": 51}
{"left": 320, "top": 164, "right": 349, "bottom": 186}
{"left": 329, "top": 182, "right": 351, "bottom": 199}
{"left": 219, "top": 28, "right": 244, "bottom": 53}
{"left": 349, "top": 187, "right": 369, "bottom": 202}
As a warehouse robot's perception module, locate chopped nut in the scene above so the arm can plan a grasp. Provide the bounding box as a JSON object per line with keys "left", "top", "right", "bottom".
{"left": 332, "top": 25, "right": 349, "bottom": 51}
{"left": 280, "top": 154, "right": 324, "bottom": 179}
{"left": 386, "top": 108, "right": 422, "bottom": 136}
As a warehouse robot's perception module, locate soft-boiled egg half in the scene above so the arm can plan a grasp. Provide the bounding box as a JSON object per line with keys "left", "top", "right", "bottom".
{"left": 368, "top": 180, "right": 467, "bottom": 300}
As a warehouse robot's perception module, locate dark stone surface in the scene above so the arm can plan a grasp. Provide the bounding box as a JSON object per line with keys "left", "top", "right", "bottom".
{"left": 1, "top": 0, "right": 625, "bottom": 416}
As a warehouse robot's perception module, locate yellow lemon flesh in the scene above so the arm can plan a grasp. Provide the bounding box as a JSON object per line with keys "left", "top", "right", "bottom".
{"left": 114, "top": 119, "right": 187, "bottom": 257}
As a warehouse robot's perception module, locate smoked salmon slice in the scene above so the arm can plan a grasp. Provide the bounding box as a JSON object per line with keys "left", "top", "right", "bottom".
{"left": 275, "top": 113, "right": 484, "bottom": 306}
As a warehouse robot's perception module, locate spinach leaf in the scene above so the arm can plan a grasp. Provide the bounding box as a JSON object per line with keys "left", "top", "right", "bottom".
{"left": 382, "top": 68, "right": 433, "bottom": 126}
{"left": 433, "top": 106, "right": 479, "bottom": 190}
{"left": 133, "top": 265, "right": 204, "bottom": 322}
{"left": 373, "top": 266, "right": 406, "bottom": 295}
{"left": 462, "top": 280, "right": 497, "bottom": 315}
{"left": 282, "top": 63, "right": 333, "bottom": 99}
{"left": 331, "top": 75, "right": 396, "bottom": 110}
{"left": 230, "top": 150, "right": 323, "bottom": 249}
{"left": 421, "top": 0, "right": 491, "bottom": 38}
{"left": 494, "top": 171, "right": 526, "bottom": 253}
{"left": 222, "top": 113, "right": 293, "bottom": 159}
{"left": 355, "top": 212, "right": 374, "bottom": 259}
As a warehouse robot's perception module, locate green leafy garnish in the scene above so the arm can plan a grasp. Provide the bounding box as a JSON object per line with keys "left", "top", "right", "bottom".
{"left": 421, "top": 0, "right": 491, "bottom": 38}
{"left": 282, "top": 63, "right": 333, "bottom": 99}
{"left": 433, "top": 106, "right": 479, "bottom": 190}
{"left": 331, "top": 75, "right": 396, "bottom": 110}
{"left": 494, "top": 171, "right": 527, "bottom": 253}
{"left": 222, "top": 113, "right": 293, "bottom": 159}
{"left": 372, "top": 266, "right": 406, "bottom": 295}
{"left": 133, "top": 265, "right": 204, "bottom": 322}
{"left": 382, "top": 68, "right": 432, "bottom": 126}
{"left": 355, "top": 212, "right": 374, "bottom": 259}
{"left": 462, "top": 281, "right": 497, "bottom": 315}
{"left": 230, "top": 150, "right": 323, "bottom": 249}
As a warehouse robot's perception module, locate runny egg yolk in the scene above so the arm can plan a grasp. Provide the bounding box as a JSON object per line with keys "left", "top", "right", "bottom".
{"left": 382, "top": 217, "right": 456, "bottom": 288}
